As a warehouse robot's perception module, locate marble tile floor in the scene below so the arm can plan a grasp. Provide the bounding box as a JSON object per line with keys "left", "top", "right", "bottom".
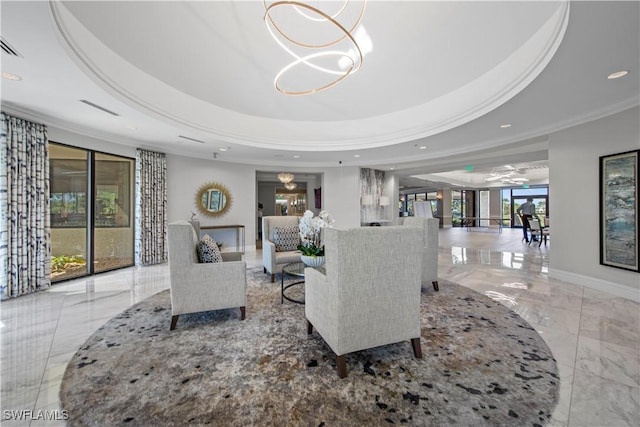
{"left": 1, "top": 228, "right": 638, "bottom": 426}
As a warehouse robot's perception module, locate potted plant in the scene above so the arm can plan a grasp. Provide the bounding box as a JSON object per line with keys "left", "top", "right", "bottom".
{"left": 297, "top": 210, "right": 333, "bottom": 267}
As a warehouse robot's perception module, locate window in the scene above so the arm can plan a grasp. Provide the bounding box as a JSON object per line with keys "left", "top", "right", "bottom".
{"left": 501, "top": 189, "right": 512, "bottom": 227}
{"left": 507, "top": 186, "right": 549, "bottom": 228}
{"left": 451, "top": 190, "right": 462, "bottom": 226}
{"left": 50, "top": 143, "right": 135, "bottom": 281}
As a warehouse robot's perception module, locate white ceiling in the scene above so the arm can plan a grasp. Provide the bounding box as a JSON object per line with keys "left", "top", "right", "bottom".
{"left": 1, "top": 1, "right": 638, "bottom": 190}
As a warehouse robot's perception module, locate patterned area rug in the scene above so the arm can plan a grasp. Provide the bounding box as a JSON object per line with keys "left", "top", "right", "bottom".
{"left": 60, "top": 268, "right": 559, "bottom": 426}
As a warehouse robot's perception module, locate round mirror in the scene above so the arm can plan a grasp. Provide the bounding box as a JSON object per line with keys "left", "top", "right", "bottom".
{"left": 196, "top": 182, "right": 232, "bottom": 217}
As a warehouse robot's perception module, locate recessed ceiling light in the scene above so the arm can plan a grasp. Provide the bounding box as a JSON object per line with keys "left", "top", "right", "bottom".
{"left": 354, "top": 154, "right": 360, "bottom": 158}
{"left": 219, "top": 147, "right": 227, "bottom": 151}
{"left": 500, "top": 123, "right": 512, "bottom": 128}
{"left": 419, "top": 146, "right": 427, "bottom": 150}
{"left": 1, "top": 72, "right": 21, "bottom": 81}
{"left": 607, "top": 70, "right": 629, "bottom": 80}
{"left": 293, "top": 155, "right": 300, "bottom": 159}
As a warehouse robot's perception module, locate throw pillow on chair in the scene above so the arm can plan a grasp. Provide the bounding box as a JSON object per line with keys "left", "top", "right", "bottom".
{"left": 272, "top": 226, "right": 300, "bottom": 252}
{"left": 197, "top": 234, "right": 223, "bottom": 263}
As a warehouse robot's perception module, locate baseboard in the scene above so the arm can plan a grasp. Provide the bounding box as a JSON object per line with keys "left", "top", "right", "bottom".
{"left": 549, "top": 269, "right": 640, "bottom": 302}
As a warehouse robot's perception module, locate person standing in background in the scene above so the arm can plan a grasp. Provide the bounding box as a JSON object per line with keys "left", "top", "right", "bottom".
{"left": 257, "top": 202, "right": 264, "bottom": 239}
{"left": 516, "top": 197, "right": 536, "bottom": 243}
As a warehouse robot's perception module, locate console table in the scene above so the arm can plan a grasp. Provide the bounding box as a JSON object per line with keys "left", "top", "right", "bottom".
{"left": 200, "top": 224, "right": 245, "bottom": 253}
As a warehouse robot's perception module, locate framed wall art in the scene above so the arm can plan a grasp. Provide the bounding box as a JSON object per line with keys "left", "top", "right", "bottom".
{"left": 599, "top": 149, "right": 639, "bottom": 272}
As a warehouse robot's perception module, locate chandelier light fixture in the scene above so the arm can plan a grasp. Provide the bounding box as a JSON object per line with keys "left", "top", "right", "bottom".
{"left": 264, "top": 0, "right": 367, "bottom": 95}
{"left": 485, "top": 166, "right": 530, "bottom": 185}
{"left": 485, "top": 173, "right": 514, "bottom": 182}
{"left": 284, "top": 182, "right": 297, "bottom": 190}
{"left": 277, "top": 172, "right": 295, "bottom": 183}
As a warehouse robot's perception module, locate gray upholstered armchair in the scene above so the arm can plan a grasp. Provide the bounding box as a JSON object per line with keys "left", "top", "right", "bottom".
{"left": 167, "top": 221, "right": 247, "bottom": 330}
{"left": 305, "top": 226, "right": 424, "bottom": 378}
{"left": 403, "top": 217, "right": 440, "bottom": 291}
{"left": 262, "top": 215, "right": 301, "bottom": 282}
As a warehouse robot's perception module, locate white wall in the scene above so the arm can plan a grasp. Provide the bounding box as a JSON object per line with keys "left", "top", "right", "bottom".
{"left": 321, "top": 166, "right": 361, "bottom": 229}
{"left": 167, "top": 155, "right": 256, "bottom": 251}
{"left": 166, "top": 159, "right": 361, "bottom": 250}
{"left": 549, "top": 107, "right": 639, "bottom": 301}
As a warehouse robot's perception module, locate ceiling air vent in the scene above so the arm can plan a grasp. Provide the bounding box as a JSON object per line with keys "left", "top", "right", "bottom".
{"left": 178, "top": 135, "right": 206, "bottom": 144}
{"left": 1, "top": 37, "right": 21, "bottom": 57}
{"left": 79, "top": 99, "right": 119, "bottom": 116}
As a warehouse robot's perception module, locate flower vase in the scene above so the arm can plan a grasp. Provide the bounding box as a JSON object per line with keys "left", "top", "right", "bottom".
{"left": 300, "top": 255, "right": 325, "bottom": 268}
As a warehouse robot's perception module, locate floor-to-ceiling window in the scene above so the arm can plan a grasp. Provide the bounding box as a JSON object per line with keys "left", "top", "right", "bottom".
{"left": 451, "top": 190, "right": 462, "bottom": 226}
{"left": 507, "top": 186, "right": 549, "bottom": 228}
{"left": 399, "top": 191, "right": 439, "bottom": 217}
{"left": 451, "top": 189, "right": 475, "bottom": 227}
{"left": 49, "top": 143, "right": 134, "bottom": 282}
{"left": 94, "top": 152, "right": 135, "bottom": 273}
{"left": 50, "top": 144, "right": 88, "bottom": 281}
{"left": 501, "top": 189, "right": 512, "bottom": 227}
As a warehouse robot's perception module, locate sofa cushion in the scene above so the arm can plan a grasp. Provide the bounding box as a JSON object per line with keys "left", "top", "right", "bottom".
{"left": 272, "top": 226, "right": 300, "bottom": 252}
{"left": 196, "top": 234, "right": 223, "bottom": 263}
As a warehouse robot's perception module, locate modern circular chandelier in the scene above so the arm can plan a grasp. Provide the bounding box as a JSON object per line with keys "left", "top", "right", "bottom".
{"left": 264, "top": 0, "right": 367, "bottom": 96}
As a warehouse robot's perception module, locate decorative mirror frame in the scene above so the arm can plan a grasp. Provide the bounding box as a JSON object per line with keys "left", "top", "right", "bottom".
{"left": 195, "top": 181, "right": 232, "bottom": 217}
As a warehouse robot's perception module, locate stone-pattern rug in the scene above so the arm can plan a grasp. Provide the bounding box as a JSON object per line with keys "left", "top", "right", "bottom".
{"left": 60, "top": 268, "right": 559, "bottom": 426}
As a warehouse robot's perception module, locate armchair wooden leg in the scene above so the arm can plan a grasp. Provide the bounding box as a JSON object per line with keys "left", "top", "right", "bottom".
{"left": 336, "top": 355, "right": 347, "bottom": 379}
{"left": 432, "top": 280, "right": 439, "bottom": 292}
{"left": 264, "top": 267, "right": 267, "bottom": 273}
{"left": 170, "top": 315, "right": 179, "bottom": 331}
{"left": 239, "top": 306, "right": 246, "bottom": 320}
{"left": 411, "top": 337, "right": 422, "bottom": 359}
{"left": 271, "top": 273, "right": 275, "bottom": 283}
{"left": 307, "top": 320, "right": 313, "bottom": 335}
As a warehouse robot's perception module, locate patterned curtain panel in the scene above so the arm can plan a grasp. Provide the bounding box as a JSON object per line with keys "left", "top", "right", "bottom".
{"left": 0, "top": 112, "right": 51, "bottom": 299}
{"left": 135, "top": 149, "right": 167, "bottom": 265}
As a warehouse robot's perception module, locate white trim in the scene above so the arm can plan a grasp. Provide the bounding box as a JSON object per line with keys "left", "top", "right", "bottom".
{"left": 48, "top": 1, "right": 571, "bottom": 152}
{"left": 549, "top": 269, "right": 640, "bottom": 303}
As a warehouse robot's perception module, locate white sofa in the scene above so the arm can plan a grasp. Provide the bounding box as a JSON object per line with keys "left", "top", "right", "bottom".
{"left": 262, "top": 216, "right": 301, "bottom": 282}
{"left": 167, "top": 221, "right": 247, "bottom": 330}
{"left": 403, "top": 217, "right": 440, "bottom": 291}
{"left": 305, "top": 226, "right": 424, "bottom": 378}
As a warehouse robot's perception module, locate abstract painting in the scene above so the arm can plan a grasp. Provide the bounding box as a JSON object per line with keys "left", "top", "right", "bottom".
{"left": 600, "top": 150, "right": 639, "bottom": 272}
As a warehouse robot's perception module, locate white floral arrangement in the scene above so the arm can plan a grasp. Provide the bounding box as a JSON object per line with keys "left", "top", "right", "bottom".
{"left": 297, "top": 210, "right": 334, "bottom": 256}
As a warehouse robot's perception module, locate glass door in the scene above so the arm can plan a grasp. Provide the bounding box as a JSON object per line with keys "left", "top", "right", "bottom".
{"left": 512, "top": 196, "right": 548, "bottom": 227}
{"left": 50, "top": 144, "right": 89, "bottom": 281}
{"left": 50, "top": 143, "right": 135, "bottom": 281}
{"left": 93, "top": 153, "right": 135, "bottom": 273}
